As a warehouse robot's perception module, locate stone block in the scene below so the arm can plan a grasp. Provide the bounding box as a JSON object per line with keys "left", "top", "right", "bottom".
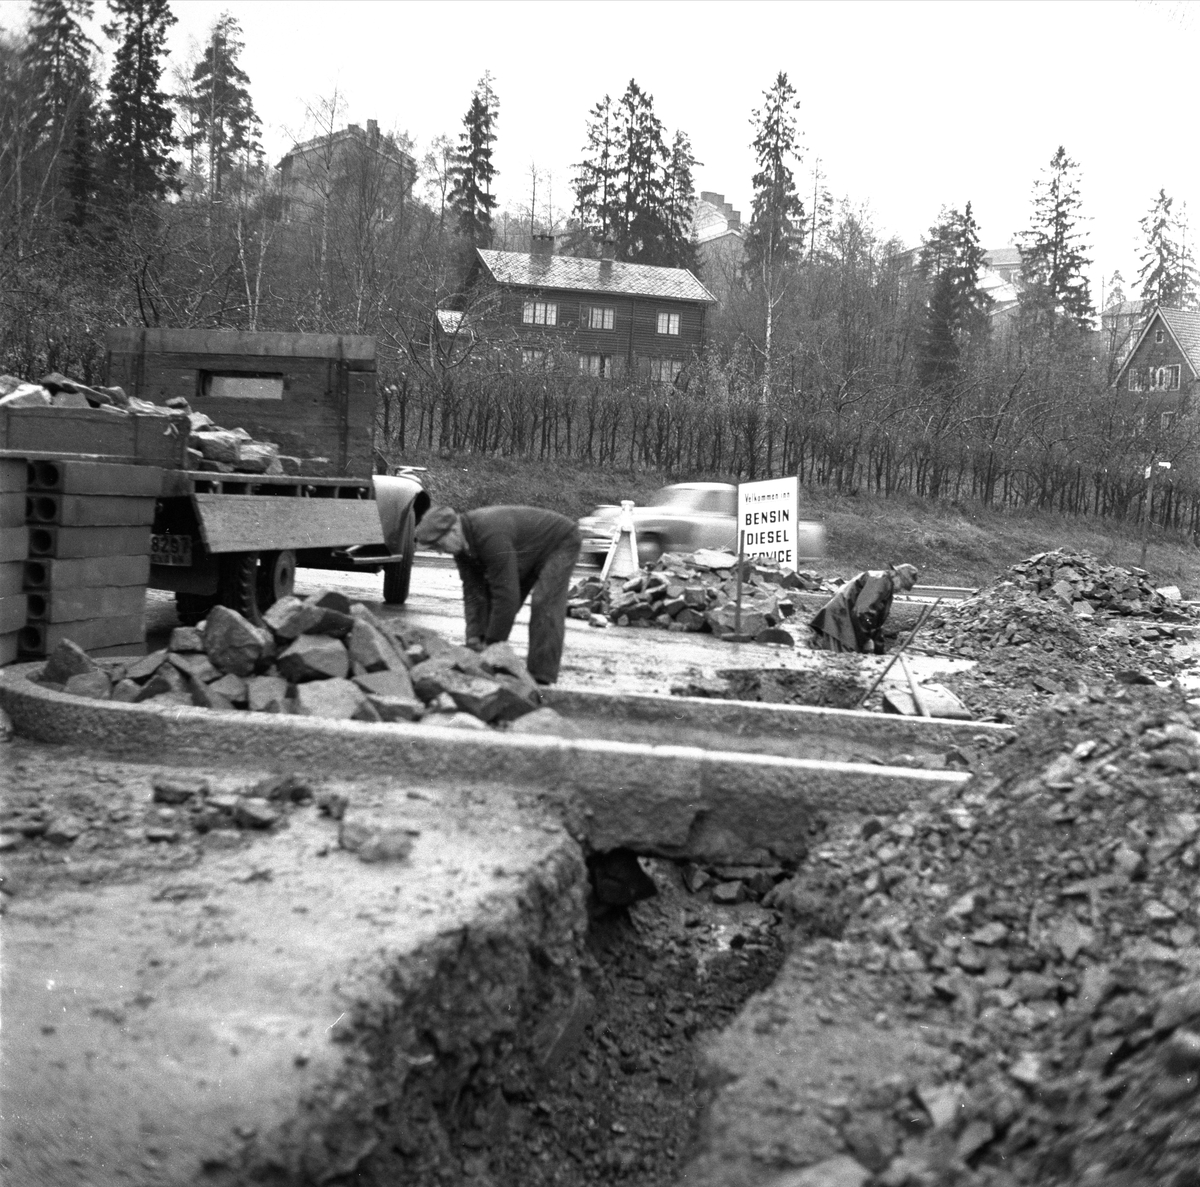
{"left": 208, "top": 673, "right": 248, "bottom": 704}
{"left": 246, "top": 675, "right": 289, "bottom": 713}
{"left": 124, "top": 648, "right": 168, "bottom": 682}
{"left": 110, "top": 678, "right": 141, "bottom": 702}
{"left": 264, "top": 595, "right": 355, "bottom": 641}
{"left": 366, "top": 694, "right": 424, "bottom": 723}
{"left": 353, "top": 668, "right": 417, "bottom": 701}
{"left": 294, "top": 677, "right": 376, "bottom": 721}
{"left": 439, "top": 670, "right": 512, "bottom": 722}
{"left": 134, "top": 664, "right": 187, "bottom": 702}
{"left": 675, "top": 608, "right": 707, "bottom": 631}
{"left": 408, "top": 656, "right": 457, "bottom": 702}
{"left": 186, "top": 673, "right": 234, "bottom": 710}
{"left": 41, "top": 639, "right": 98, "bottom": 685}
{"left": 232, "top": 798, "right": 280, "bottom": 829}
{"left": 277, "top": 634, "right": 350, "bottom": 683}
{"left": 478, "top": 641, "right": 526, "bottom": 679}
{"left": 169, "top": 626, "right": 205, "bottom": 653}
{"left": 429, "top": 711, "right": 489, "bottom": 731}
{"left": 310, "top": 589, "right": 353, "bottom": 615}
{"left": 63, "top": 669, "right": 112, "bottom": 700}
{"left": 203, "top": 605, "right": 268, "bottom": 677}
{"left": 167, "top": 652, "right": 219, "bottom": 683}
{"left": 347, "top": 619, "right": 407, "bottom": 673}
{"left": 338, "top": 816, "right": 415, "bottom": 863}
{"left": 152, "top": 776, "right": 209, "bottom": 804}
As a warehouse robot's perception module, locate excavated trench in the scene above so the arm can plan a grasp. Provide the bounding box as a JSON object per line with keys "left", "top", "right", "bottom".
{"left": 0, "top": 665, "right": 1004, "bottom": 1185}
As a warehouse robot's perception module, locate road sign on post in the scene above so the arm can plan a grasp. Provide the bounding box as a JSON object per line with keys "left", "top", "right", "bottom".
{"left": 737, "top": 477, "right": 800, "bottom": 569}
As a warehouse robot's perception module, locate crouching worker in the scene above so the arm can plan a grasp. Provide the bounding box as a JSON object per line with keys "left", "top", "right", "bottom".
{"left": 414, "top": 505, "right": 582, "bottom": 685}
{"left": 809, "top": 563, "right": 919, "bottom": 654}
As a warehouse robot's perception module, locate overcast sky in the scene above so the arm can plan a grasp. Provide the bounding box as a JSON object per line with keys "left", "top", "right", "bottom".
{"left": 2, "top": 0, "right": 1197, "bottom": 303}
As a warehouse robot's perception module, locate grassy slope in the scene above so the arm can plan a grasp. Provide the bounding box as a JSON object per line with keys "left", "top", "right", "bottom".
{"left": 405, "top": 451, "right": 1200, "bottom": 595}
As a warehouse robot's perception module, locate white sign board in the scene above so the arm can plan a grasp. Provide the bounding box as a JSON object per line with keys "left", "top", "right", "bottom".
{"left": 737, "top": 476, "right": 800, "bottom": 568}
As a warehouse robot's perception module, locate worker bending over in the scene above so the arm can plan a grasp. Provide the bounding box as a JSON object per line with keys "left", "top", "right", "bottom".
{"left": 414, "top": 505, "right": 582, "bottom": 685}
{"left": 809, "top": 563, "right": 919, "bottom": 654}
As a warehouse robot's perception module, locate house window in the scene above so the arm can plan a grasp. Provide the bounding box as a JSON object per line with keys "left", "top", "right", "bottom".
{"left": 583, "top": 305, "right": 615, "bottom": 330}
{"left": 580, "top": 353, "right": 616, "bottom": 378}
{"left": 649, "top": 358, "right": 684, "bottom": 384}
{"left": 1128, "top": 368, "right": 1144, "bottom": 392}
{"left": 522, "top": 300, "right": 558, "bottom": 327}
{"left": 521, "top": 348, "right": 545, "bottom": 368}
{"left": 1150, "top": 365, "right": 1181, "bottom": 392}
{"left": 656, "top": 311, "right": 681, "bottom": 336}
{"left": 1156, "top": 329, "right": 1165, "bottom": 344}
{"left": 1161, "top": 411, "right": 1176, "bottom": 432}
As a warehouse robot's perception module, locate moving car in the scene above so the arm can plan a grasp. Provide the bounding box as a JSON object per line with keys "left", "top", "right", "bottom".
{"left": 578, "top": 481, "right": 825, "bottom": 566}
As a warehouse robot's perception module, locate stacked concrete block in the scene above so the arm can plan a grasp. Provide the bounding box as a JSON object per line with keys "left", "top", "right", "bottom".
{"left": 17, "top": 459, "right": 158, "bottom": 659}
{"left": 0, "top": 457, "right": 27, "bottom": 664}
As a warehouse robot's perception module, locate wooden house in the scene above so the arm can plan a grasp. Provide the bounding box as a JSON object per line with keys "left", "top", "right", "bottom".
{"left": 462, "top": 241, "right": 715, "bottom": 382}
{"left": 1114, "top": 306, "right": 1200, "bottom": 431}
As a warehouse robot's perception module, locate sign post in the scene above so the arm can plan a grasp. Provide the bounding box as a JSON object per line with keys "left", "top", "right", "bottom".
{"left": 1140, "top": 461, "right": 1171, "bottom": 569}
{"left": 736, "top": 476, "right": 801, "bottom": 569}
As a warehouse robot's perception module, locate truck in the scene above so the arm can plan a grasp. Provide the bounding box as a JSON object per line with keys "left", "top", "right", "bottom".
{"left": 2, "top": 329, "right": 429, "bottom": 639}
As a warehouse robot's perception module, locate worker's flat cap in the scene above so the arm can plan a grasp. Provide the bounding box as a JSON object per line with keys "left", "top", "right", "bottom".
{"left": 414, "top": 506, "right": 458, "bottom": 545}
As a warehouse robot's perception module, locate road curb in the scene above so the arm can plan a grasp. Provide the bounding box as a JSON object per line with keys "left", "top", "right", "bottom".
{"left": 1, "top": 662, "right": 970, "bottom": 865}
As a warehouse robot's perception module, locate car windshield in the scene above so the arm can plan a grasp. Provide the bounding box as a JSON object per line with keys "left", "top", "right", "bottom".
{"left": 647, "top": 487, "right": 733, "bottom": 514}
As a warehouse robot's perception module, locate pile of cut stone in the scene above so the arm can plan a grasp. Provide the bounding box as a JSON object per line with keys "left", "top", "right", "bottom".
{"left": 1006, "top": 547, "right": 1185, "bottom": 617}
{"left": 568, "top": 549, "right": 832, "bottom": 643}
{"left": 762, "top": 684, "right": 1200, "bottom": 1185}
{"left": 34, "top": 589, "right": 557, "bottom": 732}
{"left": 0, "top": 372, "right": 291, "bottom": 476}
{"left": 929, "top": 549, "right": 1198, "bottom": 664}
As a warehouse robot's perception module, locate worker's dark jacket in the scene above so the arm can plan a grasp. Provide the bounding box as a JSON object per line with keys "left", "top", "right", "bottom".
{"left": 809, "top": 570, "right": 897, "bottom": 654}
{"left": 455, "top": 506, "right": 580, "bottom": 644}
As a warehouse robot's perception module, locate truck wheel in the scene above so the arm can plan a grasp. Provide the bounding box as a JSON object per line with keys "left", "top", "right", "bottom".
{"left": 382, "top": 508, "right": 415, "bottom": 605}
{"left": 256, "top": 550, "right": 296, "bottom": 610}
{"left": 215, "top": 552, "right": 281, "bottom": 627}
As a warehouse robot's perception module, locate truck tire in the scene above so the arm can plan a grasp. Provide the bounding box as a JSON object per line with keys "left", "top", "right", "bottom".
{"left": 256, "top": 550, "right": 296, "bottom": 611}
{"left": 381, "top": 508, "right": 415, "bottom": 605}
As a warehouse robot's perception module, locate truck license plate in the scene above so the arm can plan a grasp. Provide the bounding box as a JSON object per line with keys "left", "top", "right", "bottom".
{"left": 151, "top": 534, "right": 193, "bottom": 566}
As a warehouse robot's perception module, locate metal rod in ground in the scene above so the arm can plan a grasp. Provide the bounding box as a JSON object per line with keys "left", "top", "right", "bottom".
{"left": 734, "top": 531, "right": 744, "bottom": 635}
{"left": 898, "top": 653, "right": 930, "bottom": 717}
{"left": 854, "top": 597, "right": 942, "bottom": 710}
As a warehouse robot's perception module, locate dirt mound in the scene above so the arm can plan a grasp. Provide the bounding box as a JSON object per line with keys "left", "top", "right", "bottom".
{"left": 766, "top": 683, "right": 1200, "bottom": 1185}
{"left": 920, "top": 549, "right": 1200, "bottom": 723}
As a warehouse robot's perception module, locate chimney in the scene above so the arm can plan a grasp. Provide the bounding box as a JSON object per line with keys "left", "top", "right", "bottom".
{"left": 601, "top": 237, "right": 616, "bottom": 261}
{"left": 531, "top": 232, "right": 554, "bottom": 258}
{"left": 367, "top": 118, "right": 378, "bottom": 139}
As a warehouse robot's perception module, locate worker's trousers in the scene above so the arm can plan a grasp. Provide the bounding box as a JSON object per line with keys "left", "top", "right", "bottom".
{"left": 526, "top": 534, "right": 582, "bottom": 684}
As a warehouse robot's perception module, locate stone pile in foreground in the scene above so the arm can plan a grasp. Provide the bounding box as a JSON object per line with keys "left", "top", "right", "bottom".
{"left": 688, "top": 682, "right": 1200, "bottom": 1186}
{"left": 33, "top": 590, "right": 546, "bottom": 730}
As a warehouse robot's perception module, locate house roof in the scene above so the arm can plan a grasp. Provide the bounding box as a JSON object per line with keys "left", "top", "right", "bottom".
{"left": 1115, "top": 306, "right": 1200, "bottom": 383}
{"left": 474, "top": 250, "right": 716, "bottom": 304}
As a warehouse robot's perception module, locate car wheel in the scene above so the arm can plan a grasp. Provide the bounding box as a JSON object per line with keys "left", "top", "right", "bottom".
{"left": 636, "top": 534, "right": 663, "bottom": 566}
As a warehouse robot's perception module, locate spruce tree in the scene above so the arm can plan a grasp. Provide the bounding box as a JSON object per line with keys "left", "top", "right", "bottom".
{"left": 179, "top": 12, "right": 259, "bottom": 198}
{"left": 1137, "top": 189, "right": 1197, "bottom": 309}
{"left": 572, "top": 94, "right": 618, "bottom": 249}
{"left": 1016, "top": 145, "right": 1093, "bottom": 332}
{"left": 746, "top": 71, "right": 805, "bottom": 280}
{"left": 102, "top": 0, "right": 178, "bottom": 201}
{"left": 612, "top": 79, "right": 668, "bottom": 263}
{"left": 448, "top": 72, "right": 499, "bottom": 251}
{"left": 917, "top": 203, "right": 992, "bottom": 388}
{"left": 660, "top": 129, "right": 699, "bottom": 271}
{"left": 26, "top": 0, "right": 97, "bottom": 225}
